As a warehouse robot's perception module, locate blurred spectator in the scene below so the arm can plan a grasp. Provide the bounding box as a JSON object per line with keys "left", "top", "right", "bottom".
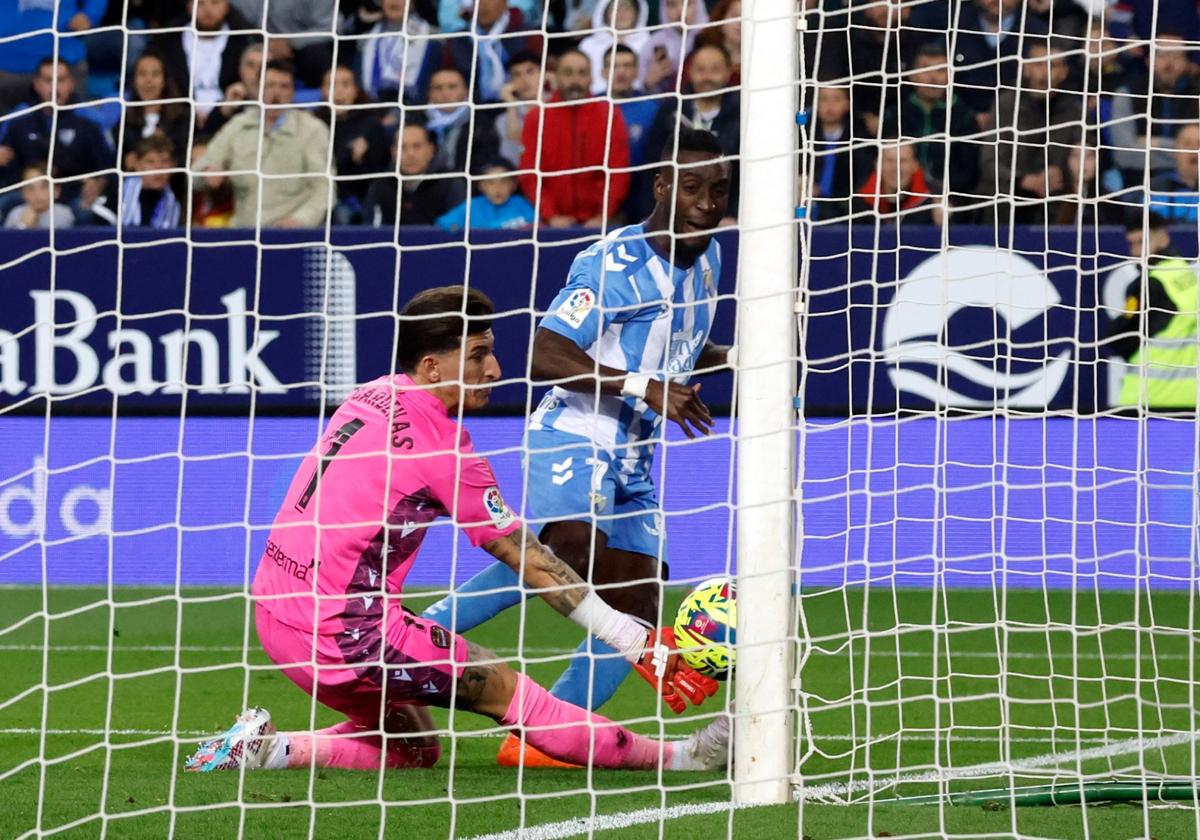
{"left": 0, "top": 0, "right": 106, "bottom": 113}
{"left": 975, "top": 38, "right": 1084, "bottom": 224}
{"left": 193, "top": 60, "right": 332, "bottom": 227}
{"left": 853, "top": 140, "right": 943, "bottom": 225}
{"left": 364, "top": 123, "right": 465, "bottom": 225}
{"left": 449, "top": 0, "right": 543, "bottom": 104}
{"left": 201, "top": 42, "right": 263, "bottom": 135}
{"left": 153, "top": 0, "right": 261, "bottom": 118}
{"left": 424, "top": 67, "right": 501, "bottom": 174}
{"left": 495, "top": 50, "right": 543, "bottom": 165}
{"left": 640, "top": 0, "right": 709, "bottom": 94}
{"left": 1107, "top": 210, "right": 1198, "bottom": 410}
{"left": 1047, "top": 141, "right": 1127, "bottom": 227}
{"left": 0, "top": 57, "right": 115, "bottom": 206}
{"left": 1110, "top": 31, "right": 1200, "bottom": 179}
{"left": 436, "top": 157, "right": 535, "bottom": 230}
{"left": 3, "top": 165, "right": 74, "bottom": 229}
{"left": 1148, "top": 123, "right": 1200, "bottom": 224}
{"left": 842, "top": 0, "right": 928, "bottom": 135}
{"left": 189, "top": 138, "right": 236, "bottom": 226}
{"left": 646, "top": 43, "right": 738, "bottom": 217}
{"left": 263, "top": 0, "right": 336, "bottom": 89}
{"left": 807, "top": 84, "right": 869, "bottom": 222}
{"left": 606, "top": 45, "right": 658, "bottom": 164}
{"left": 579, "top": 0, "right": 650, "bottom": 96}
{"left": 121, "top": 51, "right": 194, "bottom": 171}
{"left": 884, "top": 41, "right": 981, "bottom": 203}
{"left": 519, "top": 49, "right": 630, "bottom": 227}
{"left": 952, "top": 0, "right": 1049, "bottom": 115}
{"left": 355, "top": 0, "right": 443, "bottom": 106}
{"left": 118, "top": 133, "right": 183, "bottom": 228}
{"left": 696, "top": 0, "right": 740, "bottom": 85}
{"left": 324, "top": 65, "right": 391, "bottom": 224}
{"left": 436, "top": 0, "right": 539, "bottom": 33}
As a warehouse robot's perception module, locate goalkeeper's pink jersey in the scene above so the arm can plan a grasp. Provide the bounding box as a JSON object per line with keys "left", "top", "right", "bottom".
{"left": 252, "top": 374, "right": 521, "bottom": 637}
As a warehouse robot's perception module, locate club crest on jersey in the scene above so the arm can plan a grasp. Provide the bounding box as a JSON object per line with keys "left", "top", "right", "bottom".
{"left": 482, "top": 486, "right": 516, "bottom": 529}
{"left": 556, "top": 288, "right": 595, "bottom": 329}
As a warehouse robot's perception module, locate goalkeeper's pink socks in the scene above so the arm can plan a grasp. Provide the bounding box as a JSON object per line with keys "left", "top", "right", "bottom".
{"left": 500, "top": 673, "right": 679, "bottom": 770}
{"left": 278, "top": 720, "right": 441, "bottom": 770}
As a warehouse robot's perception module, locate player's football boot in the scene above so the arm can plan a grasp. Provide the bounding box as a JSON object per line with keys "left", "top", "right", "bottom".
{"left": 495, "top": 732, "right": 581, "bottom": 769}
{"left": 185, "top": 707, "right": 283, "bottom": 772}
{"left": 677, "top": 712, "right": 731, "bottom": 771}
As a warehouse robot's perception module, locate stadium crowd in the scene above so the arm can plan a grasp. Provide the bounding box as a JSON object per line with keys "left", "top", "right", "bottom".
{"left": 0, "top": 0, "right": 1197, "bottom": 231}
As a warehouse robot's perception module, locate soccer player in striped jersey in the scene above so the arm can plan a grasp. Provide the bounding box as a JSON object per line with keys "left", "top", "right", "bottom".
{"left": 185, "top": 287, "right": 725, "bottom": 775}
{"left": 422, "top": 128, "right": 735, "bottom": 766}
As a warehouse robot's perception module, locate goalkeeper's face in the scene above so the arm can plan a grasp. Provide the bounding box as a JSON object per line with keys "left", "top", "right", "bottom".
{"left": 433, "top": 330, "right": 501, "bottom": 412}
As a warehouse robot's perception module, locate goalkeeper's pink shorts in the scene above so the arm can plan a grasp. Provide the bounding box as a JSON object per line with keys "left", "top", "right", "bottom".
{"left": 255, "top": 602, "right": 470, "bottom": 722}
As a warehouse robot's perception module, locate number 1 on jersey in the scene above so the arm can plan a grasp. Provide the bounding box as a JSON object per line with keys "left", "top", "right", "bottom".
{"left": 293, "top": 418, "right": 365, "bottom": 512}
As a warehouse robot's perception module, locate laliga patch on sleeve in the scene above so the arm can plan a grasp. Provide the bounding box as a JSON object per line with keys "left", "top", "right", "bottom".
{"left": 556, "top": 288, "right": 595, "bottom": 329}
{"left": 482, "top": 486, "right": 517, "bottom": 530}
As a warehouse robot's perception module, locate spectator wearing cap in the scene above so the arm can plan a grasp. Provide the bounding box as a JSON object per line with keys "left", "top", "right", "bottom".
{"left": 519, "top": 49, "right": 630, "bottom": 227}
{"left": 494, "top": 50, "right": 543, "bottom": 167}
{"left": 448, "top": 0, "right": 542, "bottom": 104}
{"left": 364, "top": 123, "right": 466, "bottom": 225}
{"left": 436, "top": 157, "right": 535, "bottom": 230}
{"left": 579, "top": 0, "right": 650, "bottom": 96}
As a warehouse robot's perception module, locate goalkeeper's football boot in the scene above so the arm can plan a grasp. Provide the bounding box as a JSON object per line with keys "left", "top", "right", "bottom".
{"left": 678, "top": 712, "right": 731, "bottom": 771}
{"left": 496, "top": 732, "right": 581, "bottom": 769}
{"left": 185, "top": 707, "right": 283, "bottom": 772}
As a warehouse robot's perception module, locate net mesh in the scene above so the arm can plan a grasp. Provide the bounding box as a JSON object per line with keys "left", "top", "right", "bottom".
{"left": 1, "top": 0, "right": 1199, "bottom": 837}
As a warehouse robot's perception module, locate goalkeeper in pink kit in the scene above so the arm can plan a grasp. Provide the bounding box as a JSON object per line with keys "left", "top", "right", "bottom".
{"left": 186, "top": 286, "right": 725, "bottom": 774}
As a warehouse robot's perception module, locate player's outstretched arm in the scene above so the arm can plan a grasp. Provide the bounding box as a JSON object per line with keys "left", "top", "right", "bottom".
{"left": 482, "top": 527, "right": 717, "bottom": 711}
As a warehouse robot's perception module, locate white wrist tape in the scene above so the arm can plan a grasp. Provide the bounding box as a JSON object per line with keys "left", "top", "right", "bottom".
{"left": 568, "top": 592, "right": 648, "bottom": 662}
{"left": 726, "top": 345, "right": 738, "bottom": 368}
{"left": 621, "top": 374, "right": 651, "bottom": 400}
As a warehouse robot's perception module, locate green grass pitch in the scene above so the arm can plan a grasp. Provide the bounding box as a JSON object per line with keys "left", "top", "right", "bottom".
{"left": 2, "top": 585, "right": 1198, "bottom": 839}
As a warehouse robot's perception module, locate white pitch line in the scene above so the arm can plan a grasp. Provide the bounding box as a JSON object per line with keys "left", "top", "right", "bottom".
{"left": 0, "top": 644, "right": 1192, "bottom": 662}
{"left": 462, "top": 730, "right": 1200, "bottom": 840}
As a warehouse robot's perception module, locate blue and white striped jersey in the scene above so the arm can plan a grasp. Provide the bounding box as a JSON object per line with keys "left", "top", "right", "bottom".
{"left": 530, "top": 223, "right": 722, "bottom": 460}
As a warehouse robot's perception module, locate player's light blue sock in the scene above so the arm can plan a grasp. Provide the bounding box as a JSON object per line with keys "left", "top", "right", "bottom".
{"left": 421, "top": 561, "right": 523, "bottom": 633}
{"left": 549, "top": 638, "right": 631, "bottom": 711}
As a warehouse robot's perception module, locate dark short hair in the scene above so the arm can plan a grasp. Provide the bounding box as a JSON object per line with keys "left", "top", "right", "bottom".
{"left": 558, "top": 48, "right": 590, "bottom": 68}
{"left": 606, "top": 43, "right": 637, "bottom": 60}
{"left": 431, "top": 66, "right": 467, "bottom": 84}
{"left": 660, "top": 126, "right": 725, "bottom": 165}
{"left": 690, "top": 41, "right": 731, "bottom": 66}
{"left": 915, "top": 41, "right": 948, "bottom": 63}
{"left": 506, "top": 49, "right": 541, "bottom": 70}
{"left": 399, "top": 122, "right": 435, "bottom": 146}
{"left": 1125, "top": 210, "right": 1169, "bottom": 233}
{"left": 395, "top": 286, "right": 495, "bottom": 373}
{"left": 36, "top": 56, "right": 69, "bottom": 73}
{"left": 265, "top": 58, "right": 296, "bottom": 79}
{"left": 135, "top": 131, "right": 176, "bottom": 160}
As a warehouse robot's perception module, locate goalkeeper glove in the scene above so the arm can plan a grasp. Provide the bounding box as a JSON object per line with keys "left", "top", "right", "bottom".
{"left": 632, "top": 627, "right": 720, "bottom": 714}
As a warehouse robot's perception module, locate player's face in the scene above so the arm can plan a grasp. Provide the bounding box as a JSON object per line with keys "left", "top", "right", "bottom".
{"left": 439, "top": 330, "right": 501, "bottom": 411}
{"left": 657, "top": 151, "right": 731, "bottom": 243}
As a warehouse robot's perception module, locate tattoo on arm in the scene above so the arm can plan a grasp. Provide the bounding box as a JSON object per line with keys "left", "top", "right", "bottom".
{"left": 483, "top": 528, "right": 588, "bottom": 618}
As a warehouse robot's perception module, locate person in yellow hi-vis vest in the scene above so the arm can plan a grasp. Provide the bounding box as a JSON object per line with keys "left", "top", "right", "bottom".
{"left": 1107, "top": 212, "right": 1199, "bottom": 409}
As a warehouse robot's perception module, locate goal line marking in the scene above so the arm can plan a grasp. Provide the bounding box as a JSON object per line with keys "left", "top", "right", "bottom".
{"left": 461, "top": 730, "right": 1200, "bottom": 840}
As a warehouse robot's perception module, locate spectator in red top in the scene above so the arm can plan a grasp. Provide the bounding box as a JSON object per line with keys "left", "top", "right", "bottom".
{"left": 853, "top": 140, "right": 943, "bottom": 226}
{"left": 518, "top": 49, "right": 630, "bottom": 228}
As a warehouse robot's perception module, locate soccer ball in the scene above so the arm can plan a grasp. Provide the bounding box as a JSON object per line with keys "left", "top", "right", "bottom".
{"left": 673, "top": 577, "right": 736, "bottom": 680}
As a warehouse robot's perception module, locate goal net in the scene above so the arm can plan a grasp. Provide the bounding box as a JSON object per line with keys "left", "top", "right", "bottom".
{"left": 1, "top": 0, "right": 1199, "bottom": 837}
